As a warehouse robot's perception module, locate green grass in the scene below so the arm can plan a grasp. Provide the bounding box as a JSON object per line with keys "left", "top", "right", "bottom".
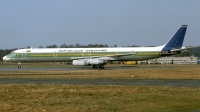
{"left": 0, "top": 85, "right": 200, "bottom": 112}
{"left": 1, "top": 62, "right": 200, "bottom": 111}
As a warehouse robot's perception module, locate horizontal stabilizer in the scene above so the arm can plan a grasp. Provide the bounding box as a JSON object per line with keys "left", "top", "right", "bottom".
{"left": 171, "top": 46, "right": 198, "bottom": 52}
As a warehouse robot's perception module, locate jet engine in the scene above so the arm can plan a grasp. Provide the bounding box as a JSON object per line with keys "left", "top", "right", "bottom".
{"left": 87, "top": 59, "right": 107, "bottom": 65}
{"left": 72, "top": 60, "right": 88, "bottom": 66}
{"left": 72, "top": 59, "right": 107, "bottom": 66}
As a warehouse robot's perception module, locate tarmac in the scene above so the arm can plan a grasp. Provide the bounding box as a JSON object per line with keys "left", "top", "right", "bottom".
{"left": 0, "top": 64, "right": 189, "bottom": 71}
{"left": 0, "top": 64, "right": 200, "bottom": 87}
{"left": 0, "top": 78, "right": 200, "bottom": 87}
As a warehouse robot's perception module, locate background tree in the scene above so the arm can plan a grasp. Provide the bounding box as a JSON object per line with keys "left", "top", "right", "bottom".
{"left": 59, "top": 44, "right": 68, "bottom": 48}
{"left": 46, "top": 44, "right": 58, "bottom": 48}
{"left": 38, "top": 45, "right": 44, "bottom": 48}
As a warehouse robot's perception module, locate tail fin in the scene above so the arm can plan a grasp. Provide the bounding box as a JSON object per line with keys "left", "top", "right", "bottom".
{"left": 162, "top": 25, "right": 187, "bottom": 52}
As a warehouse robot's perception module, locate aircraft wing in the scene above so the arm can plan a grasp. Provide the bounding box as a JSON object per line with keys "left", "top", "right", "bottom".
{"left": 70, "top": 53, "right": 136, "bottom": 60}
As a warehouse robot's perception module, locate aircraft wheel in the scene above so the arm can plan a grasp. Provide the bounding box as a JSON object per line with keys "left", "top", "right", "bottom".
{"left": 92, "top": 64, "right": 105, "bottom": 69}
{"left": 18, "top": 65, "right": 21, "bottom": 69}
{"left": 93, "top": 65, "right": 97, "bottom": 68}
{"left": 100, "top": 64, "right": 104, "bottom": 69}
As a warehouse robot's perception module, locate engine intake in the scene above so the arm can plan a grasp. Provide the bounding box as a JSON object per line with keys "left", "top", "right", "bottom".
{"left": 72, "top": 60, "right": 88, "bottom": 66}
{"left": 72, "top": 59, "right": 107, "bottom": 66}
{"left": 87, "top": 59, "right": 107, "bottom": 65}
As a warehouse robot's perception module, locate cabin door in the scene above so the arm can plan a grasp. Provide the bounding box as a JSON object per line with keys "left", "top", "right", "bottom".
{"left": 87, "top": 51, "right": 91, "bottom": 56}
{"left": 157, "top": 49, "right": 161, "bottom": 55}
{"left": 22, "top": 52, "right": 26, "bottom": 58}
{"left": 53, "top": 51, "right": 57, "bottom": 57}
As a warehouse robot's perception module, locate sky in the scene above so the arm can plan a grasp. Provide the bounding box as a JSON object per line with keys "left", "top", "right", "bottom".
{"left": 0, "top": 0, "right": 200, "bottom": 49}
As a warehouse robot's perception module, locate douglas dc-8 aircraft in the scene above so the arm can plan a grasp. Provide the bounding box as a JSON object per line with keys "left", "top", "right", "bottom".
{"left": 3, "top": 25, "right": 193, "bottom": 69}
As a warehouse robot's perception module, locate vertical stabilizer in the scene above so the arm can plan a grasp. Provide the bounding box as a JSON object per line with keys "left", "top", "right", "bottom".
{"left": 162, "top": 25, "right": 187, "bottom": 52}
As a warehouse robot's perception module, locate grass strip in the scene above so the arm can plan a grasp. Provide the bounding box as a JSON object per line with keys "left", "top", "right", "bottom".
{"left": 0, "top": 85, "right": 200, "bottom": 112}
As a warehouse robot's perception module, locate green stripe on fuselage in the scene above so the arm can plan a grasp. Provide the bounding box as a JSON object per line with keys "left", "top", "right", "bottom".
{"left": 6, "top": 51, "right": 160, "bottom": 59}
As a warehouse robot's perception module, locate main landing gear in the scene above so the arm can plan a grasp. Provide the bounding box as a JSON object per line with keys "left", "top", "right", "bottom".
{"left": 92, "top": 64, "right": 105, "bottom": 69}
{"left": 18, "top": 62, "right": 21, "bottom": 69}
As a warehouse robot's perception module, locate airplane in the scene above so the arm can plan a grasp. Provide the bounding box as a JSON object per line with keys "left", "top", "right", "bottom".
{"left": 3, "top": 25, "right": 193, "bottom": 69}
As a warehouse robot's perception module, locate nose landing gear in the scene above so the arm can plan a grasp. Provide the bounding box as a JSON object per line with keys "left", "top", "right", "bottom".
{"left": 18, "top": 62, "right": 21, "bottom": 69}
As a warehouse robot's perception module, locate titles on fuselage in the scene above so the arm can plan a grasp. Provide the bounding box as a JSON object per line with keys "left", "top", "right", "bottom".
{"left": 58, "top": 49, "right": 107, "bottom": 52}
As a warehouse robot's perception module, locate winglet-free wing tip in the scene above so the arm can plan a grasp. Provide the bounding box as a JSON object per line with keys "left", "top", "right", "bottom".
{"left": 181, "top": 25, "right": 187, "bottom": 27}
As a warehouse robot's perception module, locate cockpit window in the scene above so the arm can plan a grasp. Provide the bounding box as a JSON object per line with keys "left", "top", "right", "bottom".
{"left": 11, "top": 51, "right": 15, "bottom": 54}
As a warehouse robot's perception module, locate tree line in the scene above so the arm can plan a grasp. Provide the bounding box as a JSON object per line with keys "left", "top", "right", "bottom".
{"left": 38, "top": 43, "right": 140, "bottom": 48}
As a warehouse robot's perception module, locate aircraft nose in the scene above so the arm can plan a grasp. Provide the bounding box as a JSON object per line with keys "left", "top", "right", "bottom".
{"left": 3, "top": 56, "right": 7, "bottom": 61}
